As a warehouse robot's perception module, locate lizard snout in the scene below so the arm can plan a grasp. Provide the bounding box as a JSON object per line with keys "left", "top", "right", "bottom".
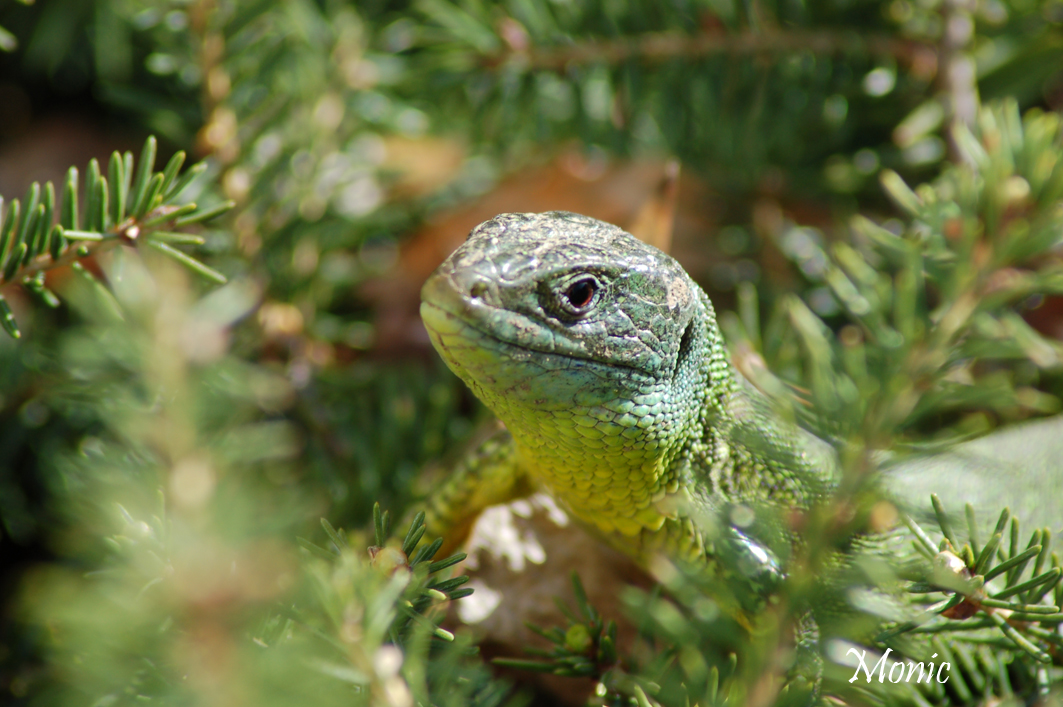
{"left": 421, "top": 265, "right": 499, "bottom": 318}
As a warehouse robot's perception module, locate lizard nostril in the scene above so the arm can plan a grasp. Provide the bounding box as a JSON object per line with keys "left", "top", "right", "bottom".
{"left": 469, "top": 282, "right": 487, "bottom": 300}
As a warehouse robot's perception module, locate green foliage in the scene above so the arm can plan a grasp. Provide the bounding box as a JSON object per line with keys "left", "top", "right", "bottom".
{"left": 11, "top": 252, "right": 515, "bottom": 707}
{"left": 413, "top": 0, "right": 925, "bottom": 192}
{"left": 294, "top": 508, "right": 515, "bottom": 707}
{"left": 0, "top": 136, "right": 231, "bottom": 338}
{"left": 724, "top": 102, "right": 1063, "bottom": 448}
{"left": 893, "top": 501, "right": 1062, "bottom": 664}
{"left": 501, "top": 499, "right": 1061, "bottom": 706}
{"left": 709, "top": 99, "right": 1063, "bottom": 706}
{"left": 493, "top": 573, "right": 622, "bottom": 679}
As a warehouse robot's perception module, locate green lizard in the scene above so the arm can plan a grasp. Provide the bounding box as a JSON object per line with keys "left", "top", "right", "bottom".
{"left": 419, "top": 210, "right": 837, "bottom": 588}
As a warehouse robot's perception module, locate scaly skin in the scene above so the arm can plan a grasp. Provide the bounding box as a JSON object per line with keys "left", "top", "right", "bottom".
{"left": 420, "top": 211, "right": 835, "bottom": 573}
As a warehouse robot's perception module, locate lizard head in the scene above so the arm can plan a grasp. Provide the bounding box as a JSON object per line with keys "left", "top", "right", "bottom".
{"left": 420, "top": 212, "right": 731, "bottom": 532}
{"left": 421, "top": 211, "right": 701, "bottom": 381}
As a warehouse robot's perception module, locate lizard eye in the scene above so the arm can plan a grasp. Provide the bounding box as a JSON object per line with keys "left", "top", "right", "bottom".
{"left": 566, "top": 279, "right": 597, "bottom": 308}
{"left": 561, "top": 277, "right": 599, "bottom": 314}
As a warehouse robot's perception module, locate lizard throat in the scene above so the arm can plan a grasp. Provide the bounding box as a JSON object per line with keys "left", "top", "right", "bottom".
{"left": 421, "top": 299, "right": 689, "bottom": 536}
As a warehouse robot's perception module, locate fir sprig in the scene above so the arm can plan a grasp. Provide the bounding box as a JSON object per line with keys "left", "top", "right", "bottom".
{"left": 0, "top": 136, "right": 232, "bottom": 338}
{"left": 494, "top": 573, "right": 621, "bottom": 678}
{"left": 893, "top": 500, "right": 1062, "bottom": 669}
{"left": 291, "top": 504, "right": 516, "bottom": 706}
{"left": 298, "top": 503, "right": 471, "bottom": 645}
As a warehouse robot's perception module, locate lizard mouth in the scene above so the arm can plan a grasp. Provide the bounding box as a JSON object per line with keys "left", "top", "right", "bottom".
{"left": 419, "top": 270, "right": 513, "bottom": 349}
{"left": 420, "top": 298, "right": 573, "bottom": 368}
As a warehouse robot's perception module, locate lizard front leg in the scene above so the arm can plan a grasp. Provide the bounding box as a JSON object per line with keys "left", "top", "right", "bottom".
{"left": 420, "top": 426, "right": 534, "bottom": 556}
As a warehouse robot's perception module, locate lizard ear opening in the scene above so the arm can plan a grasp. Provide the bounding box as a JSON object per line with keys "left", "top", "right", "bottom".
{"left": 673, "top": 319, "right": 695, "bottom": 377}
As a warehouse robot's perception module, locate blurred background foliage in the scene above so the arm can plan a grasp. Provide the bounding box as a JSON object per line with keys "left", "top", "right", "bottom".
{"left": 1, "top": 0, "right": 1063, "bottom": 705}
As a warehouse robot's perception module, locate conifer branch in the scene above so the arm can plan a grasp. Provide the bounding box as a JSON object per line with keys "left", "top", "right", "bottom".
{"left": 479, "top": 28, "right": 926, "bottom": 71}
{"left": 0, "top": 136, "right": 232, "bottom": 338}
{"left": 895, "top": 505, "right": 1062, "bottom": 666}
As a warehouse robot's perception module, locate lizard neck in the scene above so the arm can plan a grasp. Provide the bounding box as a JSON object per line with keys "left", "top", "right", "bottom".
{"left": 502, "top": 384, "right": 687, "bottom": 536}
{"left": 482, "top": 290, "right": 734, "bottom": 536}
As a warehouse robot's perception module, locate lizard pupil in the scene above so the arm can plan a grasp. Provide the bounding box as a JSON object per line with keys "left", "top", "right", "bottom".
{"left": 565, "top": 279, "right": 597, "bottom": 309}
